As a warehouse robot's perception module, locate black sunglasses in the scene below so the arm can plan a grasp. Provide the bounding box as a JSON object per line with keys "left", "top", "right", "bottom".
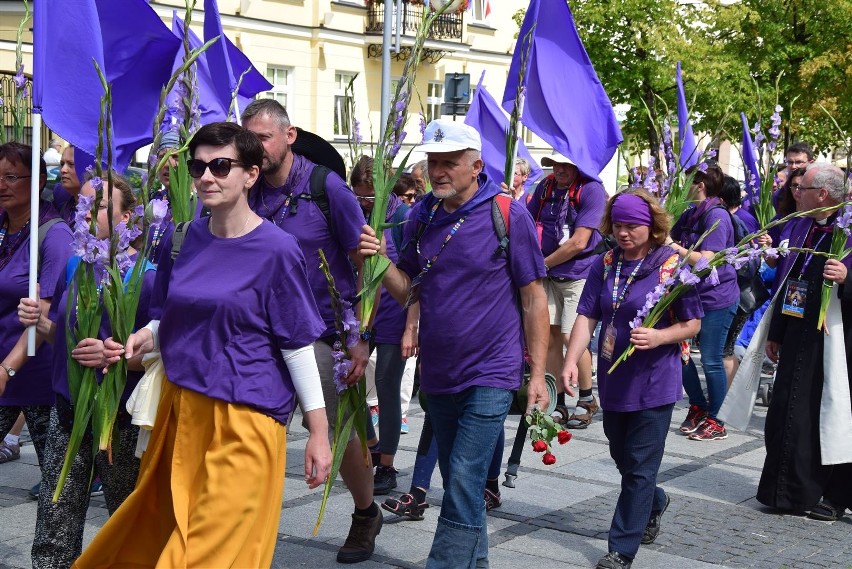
{"left": 187, "top": 157, "right": 245, "bottom": 179}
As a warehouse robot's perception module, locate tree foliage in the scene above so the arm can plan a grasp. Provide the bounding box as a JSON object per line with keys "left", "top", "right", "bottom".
{"left": 513, "top": 0, "right": 852, "bottom": 159}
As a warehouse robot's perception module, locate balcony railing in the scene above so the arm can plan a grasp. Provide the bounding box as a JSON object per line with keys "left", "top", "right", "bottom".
{"left": 365, "top": 1, "right": 463, "bottom": 42}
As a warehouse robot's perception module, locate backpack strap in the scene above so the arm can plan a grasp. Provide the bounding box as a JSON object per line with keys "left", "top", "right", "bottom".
{"left": 170, "top": 220, "right": 192, "bottom": 261}
{"left": 492, "top": 194, "right": 511, "bottom": 256}
{"left": 290, "top": 165, "right": 332, "bottom": 222}
{"left": 37, "top": 218, "right": 62, "bottom": 274}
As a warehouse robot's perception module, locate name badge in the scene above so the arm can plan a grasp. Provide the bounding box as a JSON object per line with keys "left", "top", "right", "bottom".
{"left": 558, "top": 223, "right": 571, "bottom": 245}
{"left": 601, "top": 325, "right": 617, "bottom": 362}
{"left": 781, "top": 279, "right": 808, "bottom": 318}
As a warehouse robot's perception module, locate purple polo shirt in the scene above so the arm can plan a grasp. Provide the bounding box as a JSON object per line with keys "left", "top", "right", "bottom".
{"left": 249, "top": 153, "right": 364, "bottom": 337}
{"left": 151, "top": 219, "right": 325, "bottom": 424}
{"left": 398, "top": 177, "right": 546, "bottom": 394}
{"left": 526, "top": 176, "right": 606, "bottom": 280}
{"left": 0, "top": 222, "right": 73, "bottom": 406}
{"left": 672, "top": 205, "right": 739, "bottom": 311}
{"left": 48, "top": 255, "right": 156, "bottom": 404}
{"left": 577, "top": 247, "right": 704, "bottom": 412}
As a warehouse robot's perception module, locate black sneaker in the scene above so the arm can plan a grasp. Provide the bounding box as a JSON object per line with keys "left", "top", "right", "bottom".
{"left": 641, "top": 492, "right": 670, "bottom": 544}
{"left": 373, "top": 465, "right": 398, "bottom": 496}
{"left": 596, "top": 551, "right": 633, "bottom": 569}
{"left": 337, "top": 510, "right": 383, "bottom": 563}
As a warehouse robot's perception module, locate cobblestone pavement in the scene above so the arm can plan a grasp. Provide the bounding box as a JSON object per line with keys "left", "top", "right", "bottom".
{"left": 2, "top": 395, "right": 851, "bottom": 568}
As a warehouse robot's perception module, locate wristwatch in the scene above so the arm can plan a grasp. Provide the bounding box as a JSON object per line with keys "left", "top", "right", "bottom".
{"left": 359, "top": 329, "right": 373, "bottom": 342}
{"left": 1, "top": 363, "right": 15, "bottom": 378}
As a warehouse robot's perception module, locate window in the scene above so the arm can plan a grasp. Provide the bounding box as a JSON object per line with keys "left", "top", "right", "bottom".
{"left": 427, "top": 81, "right": 443, "bottom": 123}
{"left": 334, "top": 72, "right": 356, "bottom": 138}
{"left": 263, "top": 66, "right": 292, "bottom": 109}
{"left": 521, "top": 125, "right": 534, "bottom": 145}
{"left": 469, "top": 0, "right": 492, "bottom": 24}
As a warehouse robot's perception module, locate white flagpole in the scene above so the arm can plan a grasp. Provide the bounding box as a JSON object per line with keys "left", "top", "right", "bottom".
{"left": 27, "top": 113, "right": 42, "bottom": 356}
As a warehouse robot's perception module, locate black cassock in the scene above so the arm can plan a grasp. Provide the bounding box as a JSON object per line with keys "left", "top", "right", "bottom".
{"left": 757, "top": 227, "right": 852, "bottom": 512}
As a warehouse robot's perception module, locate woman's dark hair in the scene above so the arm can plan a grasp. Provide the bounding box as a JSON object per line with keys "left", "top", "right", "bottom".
{"left": 0, "top": 142, "right": 48, "bottom": 184}
{"left": 393, "top": 173, "right": 417, "bottom": 197}
{"left": 777, "top": 167, "right": 806, "bottom": 216}
{"left": 188, "top": 122, "right": 263, "bottom": 168}
{"left": 685, "top": 162, "right": 724, "bottom": 197}
{"left": 350, "top": 155, "right": 373, "bottom": 189}
{"left": 718, "top": 175, "right": 742, "bottom": 208}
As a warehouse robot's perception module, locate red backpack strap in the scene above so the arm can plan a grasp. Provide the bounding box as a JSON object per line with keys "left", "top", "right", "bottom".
{"left": 492, "top": 194, "right": 512, "bottom": 256}
{"left": 535, "top": 175, "right": 556, "bottom": 222}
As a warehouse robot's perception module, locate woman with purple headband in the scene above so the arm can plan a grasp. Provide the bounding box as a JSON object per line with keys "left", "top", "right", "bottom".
{"left": 562, "top": 190, "right": 703, "bottom": 569}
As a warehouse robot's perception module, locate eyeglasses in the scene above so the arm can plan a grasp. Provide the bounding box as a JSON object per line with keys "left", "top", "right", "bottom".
{"left": 795, "top": 185, "right": 822, "bottom": 192}
{"left": 356, "top": 195, "right": 376, "bottom": 203}
{"left": 0, "top": 174, "right": 31, "bottom": 184}
{"left": 786, "top": 160, "right": 809, "bottom": 168}
{"left": 186, "top": 157, "right": 244, "bottom": 179}
{"left": 789, "top": 183, "right": 801, "bottom": 190}
{"left": 402, "top": 192, "right": 416, "bottom": 200}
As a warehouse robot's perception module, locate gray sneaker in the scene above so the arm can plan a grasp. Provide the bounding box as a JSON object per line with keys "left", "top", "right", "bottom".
{"left": 336, "top": 510, "right": 383, "bottom": 563}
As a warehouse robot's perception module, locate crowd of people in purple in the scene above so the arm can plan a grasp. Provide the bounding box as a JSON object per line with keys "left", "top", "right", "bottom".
{"left": 0, "top": 101, "right": 850, "bottom": 569}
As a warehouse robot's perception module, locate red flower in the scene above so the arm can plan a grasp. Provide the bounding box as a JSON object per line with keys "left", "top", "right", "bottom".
{"left": 532, "top": 439, "right": 547, "bottom": 453}
{"left": 557, "top": 430, "right": 572, "bottom": 445}
{"left": 542, "top": 452, "right": 556, "bottom": 465}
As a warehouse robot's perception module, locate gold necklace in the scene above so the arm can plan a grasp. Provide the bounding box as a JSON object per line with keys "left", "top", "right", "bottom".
{"left": 209, "top": 211, "right": 252, "bottom": 238}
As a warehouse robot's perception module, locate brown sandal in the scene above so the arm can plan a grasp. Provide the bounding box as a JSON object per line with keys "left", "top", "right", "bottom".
{"left": 565, "top": 397, "right": 599, "bottom": 429}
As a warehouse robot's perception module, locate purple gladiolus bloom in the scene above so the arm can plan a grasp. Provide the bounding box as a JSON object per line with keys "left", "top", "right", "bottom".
{"left": 677, "top": 267, "right": 700, "bottom": 286}
{"left": 763, "top": 247, "right": 779, "bottom": 259}
{"left": 419, "top": 113, "right": 426, "bottom": 143}
{"left": 13, "top": 65, "right": 26, "bottom": 90}
{"left": 630, "top": 316, "right": 643, "bottom": 329}
{"left": 732, "top": 256, "right": 750, "bottom": 270}
{"left": 90, "top": 176, "right": 103, "bottom": 193}
{"left": 333, "top": 359, "right": 353, "bottom": 393}
{"left": 698, "top": 162, "right": 709, "bottom": 173}
{"left": 353, "top": 119, "right": 363, "bottom": 145}
{"left": 150, "top": 198, "right": 169, "bottom": 229}
{"left": 707, "top": 266, "right": 720, "bottom": 286}
{"left": 395, "top": 96, "right": 407, "bottom": 113}
{"left": 694, "top": 256, "right": 710, "bottom": 272}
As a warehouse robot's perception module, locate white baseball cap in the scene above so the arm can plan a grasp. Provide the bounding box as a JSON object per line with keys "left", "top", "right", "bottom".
{"left": 418, "top": 120, "right": 482, "bottom": 153}
{"left": 540, "top": 151, "right": 575, "bottom": 168}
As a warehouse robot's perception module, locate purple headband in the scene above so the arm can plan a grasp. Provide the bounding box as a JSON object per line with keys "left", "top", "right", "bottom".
{"left": 611, "top": 193, "right": 653, "bottom": 226}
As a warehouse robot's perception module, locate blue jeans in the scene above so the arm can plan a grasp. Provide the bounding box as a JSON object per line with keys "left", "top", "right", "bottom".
{"left": 682, "top": 302, "right": 737, "bottom": 419}
{"left": 603, "top": 404, "right": 674, "bottom": 559}
{"left": 425, "top": 386, "right": 512, "bottom": 569}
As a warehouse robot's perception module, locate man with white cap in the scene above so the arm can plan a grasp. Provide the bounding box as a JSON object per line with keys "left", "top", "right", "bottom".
{"left": 528, "top": 151, "right": 608, "bottom": 429}
{"left": 359, "top": 119, "right": 550, "bottom": 568}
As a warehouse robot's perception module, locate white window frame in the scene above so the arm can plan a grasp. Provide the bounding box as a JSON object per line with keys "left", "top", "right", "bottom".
{"left": 334, "top": 71, "right": 357, "bottom": 138}
{"left": 469, "top": 0, "right": 491, "bottom": 24}
{"left": 427, "top": 81, "right": 444, "bottom": 123}
{"left": 263, "top": 65, "right": 293, "bottom": 109}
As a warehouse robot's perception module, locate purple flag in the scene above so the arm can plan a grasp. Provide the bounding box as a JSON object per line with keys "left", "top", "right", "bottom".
{"left": 676, "top": 62, "right": 698, "bottom": 169}
{"left": 33, "top": 0, "right": 181, "bottom": 171}
{"left": 172, "top": 11, "right": 272, "bottom": 126}
{"left": 740, "top": 112, "right": 762, "bottom": 203}
{"left": 465, "top": 73, "right": 542, "bottom": 190}
{"left": 501, "top": 0, "right": 622, "bottom": 182}
{"left": 203, "top": 0, "right": 237, "bottom": 114}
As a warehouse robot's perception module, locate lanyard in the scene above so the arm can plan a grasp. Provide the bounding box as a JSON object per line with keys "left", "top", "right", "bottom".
{"left": 610, "top": 254, "right": 645, "bottom": 322}
{"left": 404, "top": 201, "right": 466, "bottom": 308}
{"left": 0, "top": 224, "right": 6, "bottom": 249}
{"left": 798, "top": 228, "right": 828, "bottom": 279}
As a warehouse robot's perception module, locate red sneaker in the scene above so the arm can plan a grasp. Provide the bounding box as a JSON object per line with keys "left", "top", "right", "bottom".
{"left": 688, "top": 417, "right": 728, "bottom": 441}
{"left": 679, "top": 405, "right": 708, "bottom": 434}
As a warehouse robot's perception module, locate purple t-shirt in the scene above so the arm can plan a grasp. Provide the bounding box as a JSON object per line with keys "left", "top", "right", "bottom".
{"left": 577, "top": 247, "right": 704, "bottom": 412}
{"left": 372, "top": 227, "right": 406, "bottom": 345}
{"left": 152, "top": 219, "right": 325, "bottom": 424}
{"left": 48, "top": 256, "right": 156, "bottom": 404}
{"left": 0, "top": 222, "right": 73, "bottom": 406}
{"left": 398, "top": 179, "right": 546, "bottom": 394}
{"left": 249, "top": 154, "right": 364, "bottom": 337}
{"left": 672, "top": 204, "right": 739, "bottom": 311}
{"left": 527, "top": 176, "right": 606, "bottom": 280}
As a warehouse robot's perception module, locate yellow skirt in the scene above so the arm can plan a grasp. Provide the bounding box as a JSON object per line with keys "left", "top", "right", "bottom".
{"left": 74, "top": 379, "right": 287, "bottom": 568}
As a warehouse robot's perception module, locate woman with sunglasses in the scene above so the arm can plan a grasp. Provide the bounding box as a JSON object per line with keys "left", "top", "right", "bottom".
{"left": 0, "top": 142, "right": 73, "bottom": 471}
{"left": 18, "top": 174, "right": 155, "bottom": 568}
{"left": 75, "top": 123, "right": 332, "bottom": 568}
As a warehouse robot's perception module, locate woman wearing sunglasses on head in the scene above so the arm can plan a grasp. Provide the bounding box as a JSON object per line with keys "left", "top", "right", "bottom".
{"left": 74, "top": 122, "right": 332, "bottom": 569}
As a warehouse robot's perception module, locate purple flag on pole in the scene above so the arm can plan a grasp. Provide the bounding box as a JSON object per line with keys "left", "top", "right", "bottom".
{"left": 740, "top": 112, "right": 762, "bottom": 204}
{"left": 172, "top": 12, "right": 272, "bottom": 124}
{"left": 676, "top": 62, "right": 698, "bottom": 169}
{"left": 465, "top": 73, "right": 542, "bottom": 190}
{"left": 33, "top": 0, "right": 181, "bottom": 171}
{"left": 501, "top": 0, "right": 622, "bottom": 182}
